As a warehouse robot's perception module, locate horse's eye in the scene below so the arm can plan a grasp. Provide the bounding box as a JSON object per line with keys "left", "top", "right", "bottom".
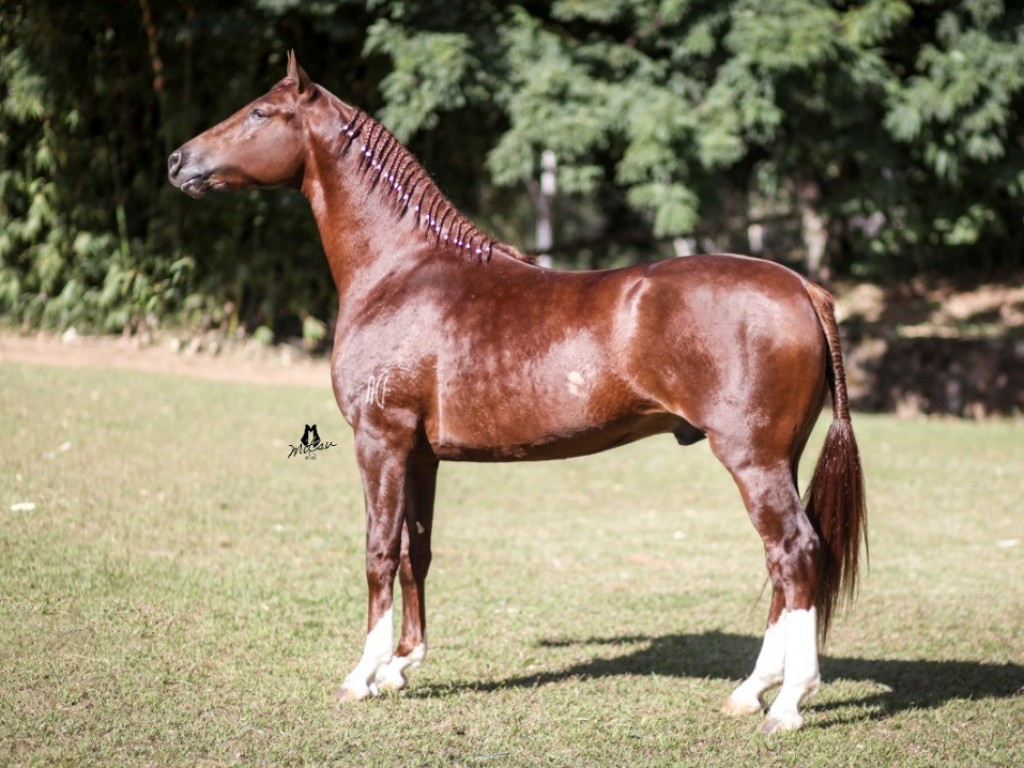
{"left": 250, "top": 108, "right": 268, "bottom": 120}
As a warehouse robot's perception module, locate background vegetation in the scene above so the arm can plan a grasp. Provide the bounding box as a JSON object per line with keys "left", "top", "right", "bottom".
{"left": 2, "top": 0, "right": 1023, "bottom": 338}
{"left": 2, "top": 361, "right": 1023, "bottom": 766}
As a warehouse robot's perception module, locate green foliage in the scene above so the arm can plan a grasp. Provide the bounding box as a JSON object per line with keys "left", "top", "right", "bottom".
{"left": 0, "top": 16, "right": 191, "bottom": 333}
{"left": 1, "top": 1, "right": 1023, "bottom": 336}
{"left": 365, "top": 21, "right": 478, "bottom": 140}
{"left": 886, "top": 5, "right": 1024, "bottom": 175}
{"left": 489, "top": 7, "right": 621, "bottom": 193}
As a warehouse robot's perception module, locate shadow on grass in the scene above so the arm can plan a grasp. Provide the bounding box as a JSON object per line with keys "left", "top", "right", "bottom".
{"left": 413, "top": 632, "right": 1024, "bottom": 722}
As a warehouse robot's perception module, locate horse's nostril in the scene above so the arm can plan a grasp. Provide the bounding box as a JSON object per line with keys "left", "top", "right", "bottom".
{"left": 168, "top": 150, "right": 183, "bottom": 177}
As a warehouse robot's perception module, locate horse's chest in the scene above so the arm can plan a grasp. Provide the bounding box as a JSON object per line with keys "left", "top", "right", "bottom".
{"left": 331, "top": 343, "right": 433, "bottom": 427}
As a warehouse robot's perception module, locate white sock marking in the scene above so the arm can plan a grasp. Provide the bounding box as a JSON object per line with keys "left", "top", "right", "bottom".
{"left": 375, "top": 639, "right": 428, "bottom": 691}
{"left": 341, "top": 607, "right": 394, "bottom": 698}
{"left": 765, "top": 608, "right": 820, "bottom": 731}
{"left": 727, "top": 617, "right": 786, "bottom": 712}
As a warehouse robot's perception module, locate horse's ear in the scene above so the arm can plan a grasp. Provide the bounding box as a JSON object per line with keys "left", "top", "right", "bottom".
{"left": 286, "top": 50, "right": 315, "bottom": 99}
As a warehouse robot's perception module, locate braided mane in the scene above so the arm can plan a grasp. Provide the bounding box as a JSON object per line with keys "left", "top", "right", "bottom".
{"left": 337, "top": 109, "right": 533, "bottom": 264}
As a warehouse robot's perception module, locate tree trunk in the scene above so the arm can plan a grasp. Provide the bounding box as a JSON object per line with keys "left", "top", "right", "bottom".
{"left": 797, "top": 178, "right": 829, "bottom": 282}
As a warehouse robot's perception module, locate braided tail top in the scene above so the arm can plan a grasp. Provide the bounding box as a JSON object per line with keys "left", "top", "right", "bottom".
{"left": 802, "top": 280, "right": 867, "bottom": 642}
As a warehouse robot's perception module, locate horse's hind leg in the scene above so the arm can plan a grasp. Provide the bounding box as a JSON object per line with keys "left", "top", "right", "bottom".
{"left": 722, "top": 589, "right": 787, "bottom": 716}
{"left": 714, "top": 448, "right": 821, "bottom": 734}
{"left": 374, "top": 459, "right": 437, "bottom": 691}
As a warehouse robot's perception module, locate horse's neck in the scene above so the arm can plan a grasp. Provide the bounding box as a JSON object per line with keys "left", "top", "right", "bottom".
{"left": 302, "top": 130, "right": 418, "bottom": 299}
{"left": 300, "top": 100, "right": 530, "bottom": 303}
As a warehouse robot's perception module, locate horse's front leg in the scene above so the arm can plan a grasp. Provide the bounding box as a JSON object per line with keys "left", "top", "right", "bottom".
{"left": 338, "top": 431, "right": 415, "bottom": 702}
{"left": 374, "top": 459, "right": 437, "bottom": 692}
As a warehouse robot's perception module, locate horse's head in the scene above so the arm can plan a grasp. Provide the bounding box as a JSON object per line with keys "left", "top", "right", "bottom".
{"left": 168, "top": 52, "right": 319, "bottom": 198}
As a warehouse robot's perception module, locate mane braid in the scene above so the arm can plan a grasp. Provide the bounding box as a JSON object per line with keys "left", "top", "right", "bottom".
{"left": 338, "top": 108, "right": 533, "bottom": 264}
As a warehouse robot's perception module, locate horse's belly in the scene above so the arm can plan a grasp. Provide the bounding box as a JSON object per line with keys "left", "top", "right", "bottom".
{"left": 431, "top": 403, "right": 689, "bottom": 462}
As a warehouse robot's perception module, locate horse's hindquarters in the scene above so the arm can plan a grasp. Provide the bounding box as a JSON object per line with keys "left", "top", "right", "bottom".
{"left": 621, "top": 256, "right": 829, "bottom": 455}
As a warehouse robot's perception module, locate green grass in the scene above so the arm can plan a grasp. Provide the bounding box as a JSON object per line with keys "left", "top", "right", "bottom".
{"left": 1, "top": 362, "right": 1022, "bottom": 767}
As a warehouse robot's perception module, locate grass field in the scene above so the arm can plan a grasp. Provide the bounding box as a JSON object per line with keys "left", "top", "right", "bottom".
{"left": 1, "top": 361, "right": 1022, "bottom": 766}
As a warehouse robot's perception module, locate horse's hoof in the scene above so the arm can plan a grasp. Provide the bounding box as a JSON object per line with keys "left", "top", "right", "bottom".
{"left": 374, "top": 667, "right": 409, "bottom": 693}
{"left": 336, "top": 682, "right": 372, "bottom": 703}
{"left": 722, "top": 696, "right": 764, "bottom": 717}
{"left": 760, "top": 713, "right": 803, "bottom": 735}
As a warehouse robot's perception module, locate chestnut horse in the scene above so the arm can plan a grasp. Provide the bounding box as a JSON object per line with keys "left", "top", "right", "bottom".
{"left": 169, "top": 53, "right": 866, "bottom": 734}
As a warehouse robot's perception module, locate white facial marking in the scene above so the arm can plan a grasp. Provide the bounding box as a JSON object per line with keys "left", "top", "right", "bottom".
{"left": 416, "top": 521, "right": 426, "bottom": 535}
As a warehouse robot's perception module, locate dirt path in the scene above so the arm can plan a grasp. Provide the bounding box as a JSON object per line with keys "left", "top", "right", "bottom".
{"left": 0, "top": 331, "right": 331, "bottom": 388}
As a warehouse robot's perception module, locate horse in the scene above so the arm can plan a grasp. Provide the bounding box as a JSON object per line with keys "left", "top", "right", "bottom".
{"left": 168, "top": 52, "right": 866, "bottom": 735}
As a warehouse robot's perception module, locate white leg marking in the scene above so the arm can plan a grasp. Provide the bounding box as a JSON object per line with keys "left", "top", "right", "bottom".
{"left": 763, "top": 608, "right": 820, "bottom": 734}
{"left": 374, "top": 638, "right": 428, "bottom": 692}
{"left": 339, "top": 608, "right": 394, "bottom": 701}
{"left": 724, "top": 617, "right": 786, "bottom": 716}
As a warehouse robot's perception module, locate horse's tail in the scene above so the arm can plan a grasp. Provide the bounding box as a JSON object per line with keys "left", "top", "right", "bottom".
{"left": 802, "top": 281, "right": 868, "bottom": 643}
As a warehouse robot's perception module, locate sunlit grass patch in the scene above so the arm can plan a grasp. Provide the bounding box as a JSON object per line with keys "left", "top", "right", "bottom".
{"left": 1, "top": 363, "right": 1021, "bottom": 766}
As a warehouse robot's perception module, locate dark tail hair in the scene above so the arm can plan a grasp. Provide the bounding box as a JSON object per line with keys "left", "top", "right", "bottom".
{"left": 803, "top": 282, "right": 868, "bottom": 642}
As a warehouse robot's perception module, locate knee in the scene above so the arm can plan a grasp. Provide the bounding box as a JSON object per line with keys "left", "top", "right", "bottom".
{"left": 366, "top": 549, "right": 400, "bottom": 587}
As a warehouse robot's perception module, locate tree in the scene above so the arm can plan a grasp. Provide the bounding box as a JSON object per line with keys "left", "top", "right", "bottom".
{"left": 2, "top": 1, "right": 1022, "bottom": 337}
{"left": 355, "top": 0, "right": 1024, "bottom": 278}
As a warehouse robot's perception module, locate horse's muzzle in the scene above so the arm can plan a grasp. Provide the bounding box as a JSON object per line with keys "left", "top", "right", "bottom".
{"left": 168, "top": 149, "right": 184, "bottom": 178}
{"left": 167, "top": 148, "right": 209, "bottom": 199}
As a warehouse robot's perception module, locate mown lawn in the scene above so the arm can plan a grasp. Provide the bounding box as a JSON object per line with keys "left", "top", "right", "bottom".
{"left": 1, "top": 362, "right": 1021, "bottom": 766}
